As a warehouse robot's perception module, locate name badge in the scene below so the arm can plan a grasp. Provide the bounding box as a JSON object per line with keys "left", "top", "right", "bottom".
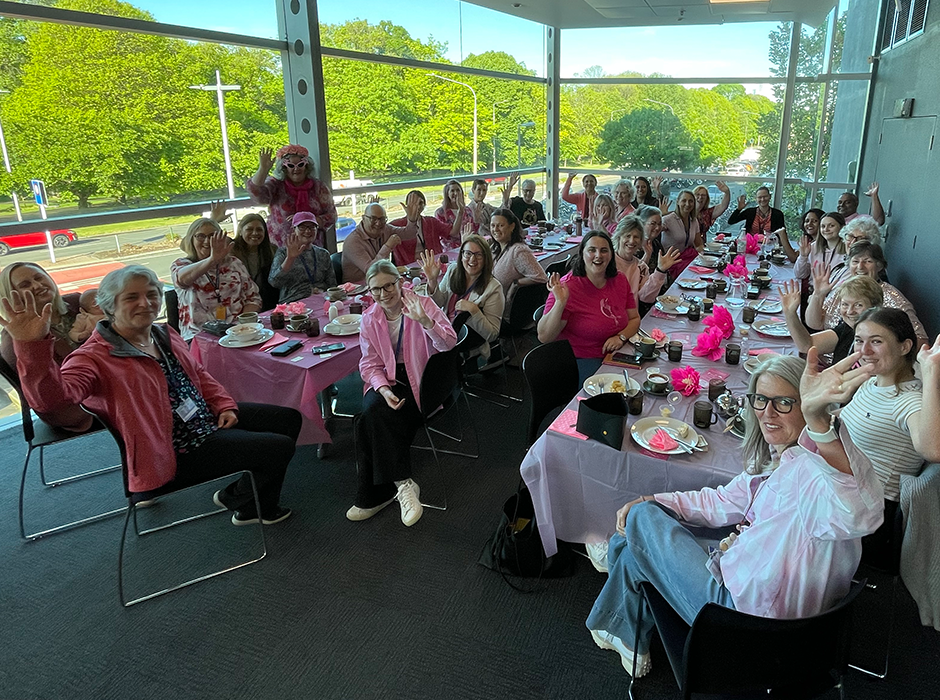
{"left": 176, "top": 397, "right": 199, "bottom": 422}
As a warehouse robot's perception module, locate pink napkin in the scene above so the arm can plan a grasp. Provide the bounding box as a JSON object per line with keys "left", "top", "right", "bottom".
{"left": 748, "top": 348, "right": 779, "bottom": 356}
{"left": 547, "top": 408, "right": 588, "bottom": 440}
{"left": 688, "top": 265, "right": 714, "bottom": 274}
{"left": 340, "top": 282, "right": 358, "bottom": 293}
{"left": 566, "top": 236, "right": 583, "bottom": 244}
{"left": 533, "top": 251, "right": 550, "bottom": 258}
{"left": 701, "top": 368, "right": 730, "bottom": 382}
{"left": 648, "top": 428, "right": 678, "bottom": 452}
{"left": 260, "top": 333, "right": 290, "bottom": 351}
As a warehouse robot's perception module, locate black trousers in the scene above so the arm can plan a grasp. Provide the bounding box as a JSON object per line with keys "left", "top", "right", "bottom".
{"left": 140, "top": 403, "right": 301, "bottom": 518}
{"left": 861, "top": 499, "right": 902, "bottom": 573}
{"left": 355, "top": 364, "right": 423, "bottom": 508}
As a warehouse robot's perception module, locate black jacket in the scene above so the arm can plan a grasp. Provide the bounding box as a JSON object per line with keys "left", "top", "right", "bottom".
{"left": 727, "top": 206, "right": 785, "bottom": 233}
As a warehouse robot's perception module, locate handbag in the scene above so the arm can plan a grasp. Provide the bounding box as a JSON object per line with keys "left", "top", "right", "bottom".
{"left": 478, "top": 483, "right": 575, "bottom": 590}
{"left": 577, "top": 393, "right": 627, "bottom": 450}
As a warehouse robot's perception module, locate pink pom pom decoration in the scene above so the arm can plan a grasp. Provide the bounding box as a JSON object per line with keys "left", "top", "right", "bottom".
{"left": 745, "top": 233, "right": 760, "bottom": 255}
{"left": 702, "top": 305, "right": 734, "bottom": 339}
{"left": 691, "top": 327, "right": 725, "bottom": 362}
{"left": 670, "top": 365, "right": 702, "bottom": 397}
{"left": 650, "top": 328, "right": 667, "bottom": 342}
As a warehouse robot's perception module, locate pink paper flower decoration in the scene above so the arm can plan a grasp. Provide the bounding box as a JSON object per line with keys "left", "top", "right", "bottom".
{"left": 745, "top": 233, "right": 760, "bottom": 255}
{"left": 275, "top": 303, "right": 288, "bottom": 314}
{"left": 286, "top": 301, "right": 307, "bottom": 315}
{"left": 733, "top": 254, "right": 747, "bottom": 267}
{"left": 691, "top": 327, "right": 725, "bottom": 362}
{"left": 670, "top": 365, "right": 702, "bottom": 397}
{"left": 703, "top": 305, "right": 734, "bottom": 339}
{"left": 650, "top": 328, "right": 667, "bottom": 342}
{"left": 715, "top": 233, "right": 726, "bottom": 241}
{"left": 724, "top": 255, "right": 750, "bottom": 280}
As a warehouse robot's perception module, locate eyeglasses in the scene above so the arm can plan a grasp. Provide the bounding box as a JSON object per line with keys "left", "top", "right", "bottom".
{"left": 368, "top": 281, "right": 400, "bottom": 296}
{"left": 461, "top": 250, "right": 484, "bottom": 260}
{"left": 745, "top": 393, "right": 799, "bottom": 413}
{"left": 283, "top": 160, "right": 307, "bottom": 170}
{"left": 193, "top": 234, "right": 215, "bottom": 243}
{"left": 522, "top": 188, "right": 535, "bottom": 194}
{"left": 295, "top": 223, "right": 318, "bottom": 231}
{"left": 364, "top": 215, "right": 388, "bottom": 224}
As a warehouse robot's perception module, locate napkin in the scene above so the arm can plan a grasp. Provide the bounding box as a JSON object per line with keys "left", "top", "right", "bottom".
{"left": 748, "top": 348, "right": 779, "bottom": 356}
{"left": 566, "top": 235, "right": 583, "bottom": 244}
{"left": 547, "top": 408, "right": 588, "bottom": 440}
{"left": 649, "top": 308, "right": 675, "bottom": 320}
{"left": 689, "top": 265, "right": 714, "bottom": 274}
{"left": 701, "top": 368, "right": 730, "bottom": 382}
{"left": 260, "top": 333, "right": 290, "bottom": 351}
{"left": 340, "top": 282, "right": 359, "bottom": 293}
{"left": 648, "top": 428, "right": 678, "bottom": 452}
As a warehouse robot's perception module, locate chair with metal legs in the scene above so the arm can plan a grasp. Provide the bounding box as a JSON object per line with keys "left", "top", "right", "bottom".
{"left": 89, "top": 411, "right": 267, "bottom": 607}
{"left": 0, "top": 357, "right": 125, "bottom": 541}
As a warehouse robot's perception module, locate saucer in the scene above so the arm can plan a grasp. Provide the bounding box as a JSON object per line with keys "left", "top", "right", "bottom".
{"left": 642, "top": 379, "right": 672, "bottom": 396}
{"left": 654, "top": 302, "right": 690, "bottom": 315}
{"left": 219, "top": 328, "right": 274, "bottom": 348}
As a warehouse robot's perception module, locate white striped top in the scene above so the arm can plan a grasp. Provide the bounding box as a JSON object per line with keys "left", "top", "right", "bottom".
{"left": 840, "top": 377, "right": 924, "bottom": 501}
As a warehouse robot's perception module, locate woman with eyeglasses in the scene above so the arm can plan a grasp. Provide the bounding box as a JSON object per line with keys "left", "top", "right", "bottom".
{"left": 246, "top": 144, "right": 337, "bottom": 248}
{"left": 421, "top": 235, "right": 505, "bottom": 362}
{"left": 586, "top": 353, "right": 883, "bottom": 678}
{"left": 537, "top": 230, "right": 641, "bottom": 382}
{"left": 349, "top": 260, "right": 458, "bottom": 528}
{"left": 170, "top": 218, "right": 261, "bottom": 341}
{"left": 268, "top": 212, "right": 336, "bottom": 304}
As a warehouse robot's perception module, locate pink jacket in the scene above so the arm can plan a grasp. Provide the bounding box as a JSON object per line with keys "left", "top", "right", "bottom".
{"left": 358, "top": 294, "right": 457, "bottom": 411}
{"left": 14, "top": 323, "right": 237, "bottom": 493}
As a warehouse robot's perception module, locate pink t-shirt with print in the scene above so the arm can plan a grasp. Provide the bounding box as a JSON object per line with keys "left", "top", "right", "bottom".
{"left": 544, "top": 271, "right": 636, "bottom": 359}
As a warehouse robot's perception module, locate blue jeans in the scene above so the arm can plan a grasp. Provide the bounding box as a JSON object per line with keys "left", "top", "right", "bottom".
{"left": 586, "top": 501, "right": 735, "bottom": 654}
{"left": 576, "top": 357, "right": 604, "bottom": 385}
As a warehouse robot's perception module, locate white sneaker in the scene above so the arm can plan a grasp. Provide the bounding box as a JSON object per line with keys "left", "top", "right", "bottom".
{"left": 346, "top": 497, "right": 395, "bottom": 522}
{"left": 590, "top": 629, "right": 651, "bottom": 677}
{"left": 586, "top": 541, "right": 609, "bottom": 573}
{"left": 395, "top": 479, "right": 423, "bottom": 527}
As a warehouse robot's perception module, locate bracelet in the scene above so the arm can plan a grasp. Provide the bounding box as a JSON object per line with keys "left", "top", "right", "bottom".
{"left": 656, "top": 267, "right": 667, "bottom": 275}
{"left": 805, "top": 425, "right": 838, "bottom": 443}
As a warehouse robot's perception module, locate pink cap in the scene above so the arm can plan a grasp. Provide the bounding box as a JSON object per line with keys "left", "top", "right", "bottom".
{"left": 292, "top": 211, "right": 319, "bottom": 227}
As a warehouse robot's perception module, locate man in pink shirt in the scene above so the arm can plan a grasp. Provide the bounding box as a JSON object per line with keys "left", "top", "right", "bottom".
{"left": 837, "top": 182, "right": 885, "bottom": 225}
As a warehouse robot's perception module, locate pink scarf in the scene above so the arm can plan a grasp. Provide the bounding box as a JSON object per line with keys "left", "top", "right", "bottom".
{"left": 283, "top": 177, "right": 315, "bottom": 216}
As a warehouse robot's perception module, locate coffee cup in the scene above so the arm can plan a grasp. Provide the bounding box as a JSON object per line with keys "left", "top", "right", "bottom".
{"left": 288, "top": 313, "right": 309, "bottom": 332}
{"left": 742, "top": 305, "right": 757, "bottom": 324}
{"left": 647, "top": 373, "right": 669, "bottom": 393}
{"left": 715, "top": 279, "right": 727, "bottom": 293}
{"left": 270, "top": 312, "right": 285, "bottom": 330}
{"left": 725, "top": 343, "right": 742, "bottom": 365}
{"left": 349, "top": 301, "right": 363, "bottom": 315}
{"left": 325, "top": 287, "right": 347, "bottom": 302}
{"left": 666, "top": 341, "right": 683, "bottom": 362}
{"left": 237, "top": 312, "right": 258, "bottom": 325}
{"left": 702, "top": 298, "right": 714, "bottom": 313}
{"left": 634, "top": 337, "right": 657, "bottom": 359}
{"left": 693, "top": 401, "right": 719, "bottom": 429}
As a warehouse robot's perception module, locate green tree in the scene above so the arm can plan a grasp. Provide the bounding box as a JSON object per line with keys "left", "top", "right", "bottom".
{"left": 597, "top": 107, "right": 701, "bottom": 171}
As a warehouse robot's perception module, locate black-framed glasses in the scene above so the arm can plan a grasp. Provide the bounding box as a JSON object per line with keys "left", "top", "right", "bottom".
{"left": 745, "top": 393, "right": 799, "bottom": 413}
{"left": 461, "top": 250, "right": 484, "bottom": 260}
{"left": 193, "top": 234, "right": 214, "bottom": 242}
{"left": 283, "top": 160, "right": 307, "bottom": 170}
{"left": 364, "top": 215, "right": 388, "bottom": 224}
{"left": 368, "top": 281, "right": 400, "bottom": 297}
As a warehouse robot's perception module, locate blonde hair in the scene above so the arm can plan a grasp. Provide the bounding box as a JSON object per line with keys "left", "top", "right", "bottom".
{"left": 836, "top": 275, "right": 884, "bottom": 307}
{"left": 179, "top": 218, "right": 223, "bottom": 261}
{"left": 0, "top": 262, "right": 70, "bottom": 338}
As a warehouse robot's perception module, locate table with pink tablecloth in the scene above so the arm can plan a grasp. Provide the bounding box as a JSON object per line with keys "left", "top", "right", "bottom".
{"left": 521, "top": 253, "right": 799, "bottom": 556}
{"left": 190, "top": 293, "right": 363, "bottom": 445}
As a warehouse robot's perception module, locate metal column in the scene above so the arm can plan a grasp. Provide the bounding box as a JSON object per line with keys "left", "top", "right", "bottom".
{"left": 773, "top": 21, "right": 802, "bottom": 210}
{"left": 545, "top": 25, "right": 561, "bottom": 219}
{"left": 276, "top": 0, "right": 335, "bottom": 251}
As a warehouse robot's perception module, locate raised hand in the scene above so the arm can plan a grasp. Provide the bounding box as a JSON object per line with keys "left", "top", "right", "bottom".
{"left": 0, "top": 289, "right": 53, "bottom": 342}
{"left": 460, "top": 221, "right": 474, "bottom": 241}
{"left": 779, "top": 279, "right": 801, "bottom": 315}
{"left": 420, "top": 249, "right": 441, "bottom": 285}
{"left": 864, "top": 181, "right": 879, "bottom": 198}
{"left": 547, "top": 272, "right": 569, "bottom": 305}
{"left": 209, "top": 199, "right": 230, "bottom": 223}
{"left": 286, "top": 231, "right": 310, "bottom": 260}
{"left": 208, "top": 231, "right": 234, "bottom": 263}
{"left": 799, "top": 235, "right": 812, "bottom": 258}
{"left": 566, "top": 172, "right": 577, "bottom": 182}
{"left": 402, "top": 193, "right": 425, "bottom": 221}
{"left": 715, "top": 180, "right": 729, "bottom": 193}
{"left": 737, "top": 194, "right": 747, "bottom": 211}
{"left": 800, "top": 348, "right": 873, "bottom": 422}
{"left": 917, "top": 333, "right": 940, "bottom": 374}
{"left": 258, "top": 147, "right": 274, "bottom": 173}
{"left": 402, "top": 289, "right": 433, "bottom": 329}
{"left": 658, "top": 196, "right": 672, "bottom": 216}
{"left": 811, "top": 260, "right": 833, "bottom": 297}
{"left": 657, "top": 246, "right": 681, "bottom": 272}
{"left": 651, "top": 176, "right": 663, "bottom": 193}
{"left": 501, "top": 172, "right": 520, "bottom": 198}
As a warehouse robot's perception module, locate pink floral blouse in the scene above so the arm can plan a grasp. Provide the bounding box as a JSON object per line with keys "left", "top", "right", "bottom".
{"left": 245, "top": 176, "right": 337, "bottom": 248}
{"left": 170, "top": 256, "right": 261, "bottom": 340}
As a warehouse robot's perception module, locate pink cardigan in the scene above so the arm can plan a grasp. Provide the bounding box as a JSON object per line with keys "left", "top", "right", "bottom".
{"left": 14, "top": 323, "right": 237, "bottom": 493}
{"left": 358, "top": 295, "right": 457, "bottom": 411}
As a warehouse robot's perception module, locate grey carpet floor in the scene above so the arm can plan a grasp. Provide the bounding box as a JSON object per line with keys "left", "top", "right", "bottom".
{"left": 2, "top": 369, "right": 939, "bottom": 699}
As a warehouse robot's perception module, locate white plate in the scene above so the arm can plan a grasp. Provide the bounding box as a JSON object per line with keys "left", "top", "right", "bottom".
{"left": 225, "top": 322, "right": 264, "bottom": 337}
{"left": 334, "top": 313, "right": 362, "bottom": 326}
{"left": 752, "top": 319, "right": 791, "bottom": 337}
{"left": 629, "top": 332, "right": 669, "bottom": 349}
{"left": 631, "top": 417, "right": 701, "bottom": 456}
{"left": 583, "top": 373, "right": 641, "bottom": 396}
{"left": 324, "top": 322, "right": 361, "bottom": 336}
{"left": 543, "top": 242, "right": 564, "bottom": 251}
{"left": 743, "top": 357, "right": 761, "bottom": 374}
{"left": 750, "top": 298, "right": 782, "bottom": 314}
{"left": 654, "top": 302, "right": 689, "bottom": 315}
{"left": 219, "top": 328, "right": 275, "bottom": 348}
{"left": 677, "top": 278, "right": 708, "bottom": 290}
{"left": 693, "top": 257, "right": 718, "bottom": 268}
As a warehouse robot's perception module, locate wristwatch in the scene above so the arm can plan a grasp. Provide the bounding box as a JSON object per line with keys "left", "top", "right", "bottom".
{"left": 619, "top": 334, "right": 628, "bottom": 344}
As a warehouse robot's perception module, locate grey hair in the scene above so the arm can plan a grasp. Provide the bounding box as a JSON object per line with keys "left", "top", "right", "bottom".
{"left": 613, "top": 178, "right": 636, "bottom": 200}
{"left": 840, "top": 217, "right": 882, "bottom": 245}
{"left": 96, "top": 265, "right": 163, "bottom": 319}
{"left": 521, "top": 179, "right": 536, "bottom": 190}
{"left": 366, "top": 259, "right": 401, "bottom": 283}
{"left": 272, "top": 155, "right": 314, "bottom": 181}
{"left": 741, "top": 355, "right": 806, "bottom": 474}
{"left": 633, "top": 204, "right": 662, "bottom": 225}
{"left": 612, "top": 214, "right": 644, "bottom": 250}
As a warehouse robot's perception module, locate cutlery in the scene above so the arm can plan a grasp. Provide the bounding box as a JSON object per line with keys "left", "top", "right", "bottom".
{"left": 662, "top": 427, "right": 699, "bottom": 453}
{"left": 753, "top": 297, "right": 767, "bottom": 312}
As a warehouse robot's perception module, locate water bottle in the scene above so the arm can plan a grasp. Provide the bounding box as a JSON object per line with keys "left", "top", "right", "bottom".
{"left": 575, "top": 216, "right": 583, "bottom": 237}
{"left": 727, "top": 275, "right": 747, "bottom": 308}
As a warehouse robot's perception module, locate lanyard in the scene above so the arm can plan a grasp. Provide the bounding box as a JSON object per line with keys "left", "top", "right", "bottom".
{"left": 394, "top": 316, "right": 405, "bottom": 362}
{"left": 299, "top": 254, "right": 318, "bottom": 287}
{"left": 208, "top": 265, "right": 222, "bottom": 303}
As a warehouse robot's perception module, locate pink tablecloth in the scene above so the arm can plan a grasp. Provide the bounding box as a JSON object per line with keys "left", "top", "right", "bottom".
{"left": 190, "top": 293, "right": 364, "bottom": 445}
{"left": 520, "top": 253, "right": 799, "bottom": 555}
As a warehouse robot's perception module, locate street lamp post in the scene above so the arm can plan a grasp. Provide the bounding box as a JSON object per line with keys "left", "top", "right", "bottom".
{"left": 0, "top": 89, "right": 22, "bottom": 221}
{"left": 516, "top": 121, "right": 536, "bottom": 194}
{"left": 491, "top": 100, "right": 510, "bottom": 172}
{"left": 643, "top": 98, "right": 676, "bottom": 156}
{"left": 190, "top": 70, "right": 241, "bottom": 201}
{"left": 428, "top": 73, "right": 478, "bottom": 174}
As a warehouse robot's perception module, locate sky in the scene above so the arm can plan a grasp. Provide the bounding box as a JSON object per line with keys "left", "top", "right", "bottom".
{"left": 128, "top": 0, "right": 784, "bottom": 89}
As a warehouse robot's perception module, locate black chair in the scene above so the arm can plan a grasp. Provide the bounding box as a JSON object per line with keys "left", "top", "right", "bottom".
{"left": 533, "top": 304, "right": 545, "bottom": 323}
{"left": 634, "top": 579, "right": 866, "bottom": 700}
{"left": 331, "top": 251, "right": 344, "bottom": 285}
{"left": 521, "top": 340, "right": 579, "bottom": 446}
{"left": 164, "top": 289, "right": 180, "bottom": 333}
{"left": 422, "top": 325, "right": 479, "bottom": 459}
{"left": 0, "top": 356, "right": 124, "bottom": 541}
{"left": 90, "top": 411, "right": 267, "bottom": 607}
{"left": 545, "top": 255, "right": 571, "bottom": 278}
